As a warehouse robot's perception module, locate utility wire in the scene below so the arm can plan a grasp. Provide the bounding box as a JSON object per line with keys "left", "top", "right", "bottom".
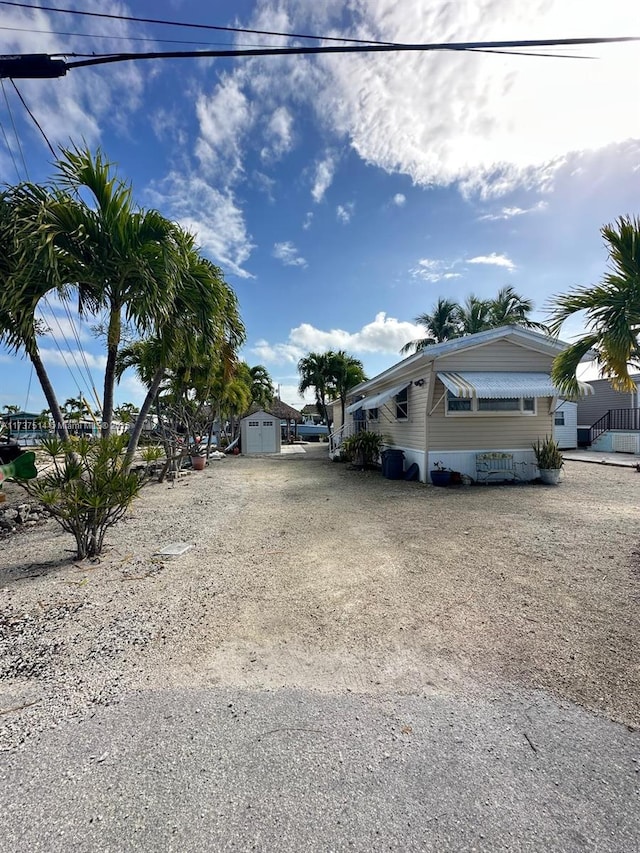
{"left": 57, "top": 295, "right": 102, "bottom": 412}
{"left": 8, "top": 78, "right": 55, "bottom": 156}
{"left": 41, "top": 295, "right": 97, "bottom": 405}
{"left": 0, "top": 77, "right": 28, "bottom": 177}
{"left": 0, "top": 110, "right": 20, "bottom": 181}
{"left": 0, "top": 23, "right": 288, "bottom": 49}
{"left": 0, "top": 1, "right": 395, "bottom": 46}
{"left": 63, "top": 37, "right": 640, "bottom": 72}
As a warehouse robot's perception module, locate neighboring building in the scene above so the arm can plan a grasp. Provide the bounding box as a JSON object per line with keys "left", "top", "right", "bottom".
{"left": 576, "top": 374, "right": 640, "bottom": 452}
{"left": 552, "top": 400, "right": 578, "bottom": 449}
{"left": 331, "top": 326, "right": 593, "bottom": 482}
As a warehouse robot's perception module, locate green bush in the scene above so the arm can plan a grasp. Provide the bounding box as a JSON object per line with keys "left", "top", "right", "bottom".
{"left": 341, "top": 430, "right": 385, "bottom": 469}
{"left": 532, "top": 436, "right": 564, "bottom": 469}
{"left": 24, "top": 434, "right": 145, "bottom": 559}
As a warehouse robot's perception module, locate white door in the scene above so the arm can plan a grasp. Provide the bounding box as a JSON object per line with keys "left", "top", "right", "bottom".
{"left": 245, "top": 418, "right": 276, "bottom": 453}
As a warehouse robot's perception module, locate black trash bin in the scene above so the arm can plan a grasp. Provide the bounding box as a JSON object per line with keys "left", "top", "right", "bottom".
{"left": 381, "top": 448, "right": 405, "bottom": 479}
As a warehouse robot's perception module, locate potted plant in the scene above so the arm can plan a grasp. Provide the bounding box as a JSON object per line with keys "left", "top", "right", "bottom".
{"left": 190, "top": 437, "right": 207, "bottom": 470}
{"left": 532, "top": 436, "right": 563, "bottom": 485}
{"left": 430, "top": 461, "right": 452, "bottom": 486}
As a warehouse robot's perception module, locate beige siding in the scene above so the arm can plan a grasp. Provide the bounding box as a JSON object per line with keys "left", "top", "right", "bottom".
{"left": 330, "top": 400, "right": 343, "bottom": 433}
{"left": 359, "top": 379, "right": 429, "bottom": 452}
{"left": 428, "top": 378, "right": 554, "bottom": 451}
{"left": 576, "top": 376, "right": 639, "bottom": 426}
{"left": 435, "top": 339, "right": 554, "bottom": 372}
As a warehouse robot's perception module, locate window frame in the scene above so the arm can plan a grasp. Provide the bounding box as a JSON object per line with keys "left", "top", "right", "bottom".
{"left": 395, "top": 387, "right": 409, "bottom": 421}
{"left": 445, "top": 390, "right": 537, "bottom": 417}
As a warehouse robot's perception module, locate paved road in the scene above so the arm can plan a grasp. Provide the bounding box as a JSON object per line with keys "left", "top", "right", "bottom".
{"left": 1, "top": 685, "right": 638, "bottom": 852}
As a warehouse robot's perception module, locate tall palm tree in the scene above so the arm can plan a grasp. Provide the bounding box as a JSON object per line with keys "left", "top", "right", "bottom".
{"left": 455, "top": 295, "right": 493, "bottom": 335}
{"left": 489, "top": 286, "right": 548, "bottom": 332}
{"left": 550, "top": 216, "right": 640, "bottom": 395}
{"left": 298, "top": 352, "right": 334, "bottom": 425}
{"left": 116, "top": 236, "right": 245, "bottom": 467}
{"left": 0, "top": 190, "right": 70, "bottom": 439}
{"left": 327, "top": 350, "right": 367, "bottom": 426}
{"left": 31, "top": 145, "right": 184, "bottom": 437}
{"left": 249, "top": 364, "right": 275, "bottom": 410}
{"left": 401, "top": 297, "right": 460, "bottom": 354}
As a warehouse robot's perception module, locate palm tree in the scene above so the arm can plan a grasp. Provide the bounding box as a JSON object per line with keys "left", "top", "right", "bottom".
{"left": 455, "top": 295, "right": 493, "bottom": 335}
{"left": 489, "top": 286, "right": 548, "bottom": 332}
{"left": 549, "top": 216, "right": 640, "bottom": 395}
{"left": 401, "top": 297, "right": 460, "bottom": 354}
{"left": 298, "top": 352, "right": 334, "bottom": 425}
{"left": 0, "top": 190, "right": 70, "bottom": 440}
{"left": 249, "top": 364, "right": 275, "bottom": 410}
{"left": 2, "top": 404, "right": 20, "bottom": 415}
{"left": 115, "top": 237, "right": 245, "bottom": 467}
{"left": 63, "top": 396, "right": 90, "bottom": 422}
{"left": 327, "top": 350, "right": 367, "bottom": 426}
{"left": 30, "top": 145, "right": 184, "bottom": 437}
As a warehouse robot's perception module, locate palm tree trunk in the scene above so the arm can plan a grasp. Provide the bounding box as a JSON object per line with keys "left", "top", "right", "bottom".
{"left": 29, "top": 345, "right": 70, "bottom": 441}
{"left": 102, "top": 308, "right": 121, "bottom": 438}
{"left": 124, "top": 365, "right": 165, "bottom": 472}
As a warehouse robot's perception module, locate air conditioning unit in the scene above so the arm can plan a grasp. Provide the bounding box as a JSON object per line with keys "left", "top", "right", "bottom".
{"left": 612, "top": 433, "right": 640, "bottom": 454}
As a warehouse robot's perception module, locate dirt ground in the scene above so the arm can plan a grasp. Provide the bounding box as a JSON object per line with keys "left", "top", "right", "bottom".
{"left": 1, "top": 445, "right": 639, "bottom": 750}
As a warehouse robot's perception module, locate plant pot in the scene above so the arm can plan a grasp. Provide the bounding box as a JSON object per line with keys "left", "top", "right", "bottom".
{"left": 539, "top": 468, "right": 561, "bottom": 485}
{"left": 191, "top": 455, "right": 206, "bottom": 470}
{"left": 430, "top": 470, "right": 452, "bottom": 487}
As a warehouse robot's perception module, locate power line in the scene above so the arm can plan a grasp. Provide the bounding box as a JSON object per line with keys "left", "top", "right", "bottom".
{"left": 8, "top": 78, "right": 55, "bottom": 156}
{"left": 0, "top": 109, "right": 21, "bottom": 181}
{"left": 62, "top": 37, "right": 640, "bottom": 73}
{"left": 0, "top": 1, "right": 395, "bottom": 46}
{"left": 0, "top": 23, "right": 287, "bottom": 49}
{"left": 0, "top": 77, "right": 28, "bottom": 177}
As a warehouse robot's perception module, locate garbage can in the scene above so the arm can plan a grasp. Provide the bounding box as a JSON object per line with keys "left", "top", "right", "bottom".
{"left": 381, "top": 448, "right": 405, "bottom": 479}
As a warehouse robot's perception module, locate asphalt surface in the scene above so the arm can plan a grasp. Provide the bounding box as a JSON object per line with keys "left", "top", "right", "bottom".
{"left": 1, "top": 686, "right": 638, "bottom": 852}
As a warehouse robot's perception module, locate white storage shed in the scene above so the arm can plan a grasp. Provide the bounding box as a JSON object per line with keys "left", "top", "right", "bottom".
{"left": 240, "top": 410, "right": 281, "bottom": 455}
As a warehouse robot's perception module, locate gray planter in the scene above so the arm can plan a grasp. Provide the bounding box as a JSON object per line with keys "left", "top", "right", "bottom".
{"left": 539, "top": 468, "right": 561, "bottom": 485}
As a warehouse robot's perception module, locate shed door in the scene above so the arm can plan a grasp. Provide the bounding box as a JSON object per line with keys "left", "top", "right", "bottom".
{"left": 246, "top": 418, "right": 276, "bottom": 453}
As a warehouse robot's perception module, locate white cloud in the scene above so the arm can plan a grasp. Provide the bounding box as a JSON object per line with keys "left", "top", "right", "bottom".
{"left": 195, "top": 74, "right": 252, "bottom": 182}
{"left": 392, "top": 193, "right": 406, "bottom": 206}
{"left": 117, "top": 374, "right": 148, "bottom": 406}
{"left": 273, "top": 241, "right": 307, "bottom": 268}
{"left": 478, "top": 201, "right": 548, "bottom": 221}
{"left": 261, "top": 106, "right": 294, "bottom": 161}
{"left": 411, "top": 258, "right": 463, "bottom": 283}
{"left": 468, "top": 252, "right": 516, "bottom": 271}
{"left": 36, "top": 311, "right": 92, "bottom": 343}
{"left": 148, "top": 173, "right": 255, "bottom": 278}
{"left": 251, "top": 312, "right": 426, "bottom": 365}
{"left": 311, "top": 153, "right": 336, "bottom": 202}
{"left": 39, "top": 348, "right": 107, "bottom": 370}
{"left": 302, "top": 211, "right": 314, "bottom": 230}
{"left": 336, "top": 202, "right": 355, "bottom": 224}
{"left": 242, "top": 0, "right": 640, "bottom": 198}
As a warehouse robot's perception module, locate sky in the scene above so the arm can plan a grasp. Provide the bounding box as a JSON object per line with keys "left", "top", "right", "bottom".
{"left": 1, "top": 0, "right": 639, "bottom": 413}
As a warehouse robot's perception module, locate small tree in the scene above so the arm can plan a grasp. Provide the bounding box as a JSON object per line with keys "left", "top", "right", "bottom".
{"left": 24, "top": 434, "right": 144, "bottom": 559}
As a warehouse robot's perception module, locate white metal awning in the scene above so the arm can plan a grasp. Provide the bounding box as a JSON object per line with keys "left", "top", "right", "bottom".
{"left": 437, "top": 371, "right": 593, "bottom": 398}
{"left": 346, "top": 382, "right": 410, "bottom": 415}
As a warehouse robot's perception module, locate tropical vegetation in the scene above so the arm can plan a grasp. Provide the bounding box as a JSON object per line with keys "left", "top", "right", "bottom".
{"left": 401, "top": 287, "right": 548, "bottom": 354}
{"left": 550, "top": 215, "right": 640, "bottom": 395}
{"left": 298, "top": 350, "right": 367, "bottom": 425}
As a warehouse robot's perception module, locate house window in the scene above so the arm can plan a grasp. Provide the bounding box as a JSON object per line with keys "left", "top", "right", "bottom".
{"left": 395, "top": 387, "right": 408, "bottom": 420}
{"left": 368, "top": 407, "right": 379, "bottom": 422}
{"left": 554, "top": 410, "right": 565, "bottom": 426}
{"left": 446, "top": 392, "right": 537, "bottom": 416}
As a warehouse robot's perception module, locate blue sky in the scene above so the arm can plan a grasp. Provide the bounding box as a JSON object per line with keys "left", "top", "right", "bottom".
{"left": 1, "top": 0, "right": 639, "bottom": 412}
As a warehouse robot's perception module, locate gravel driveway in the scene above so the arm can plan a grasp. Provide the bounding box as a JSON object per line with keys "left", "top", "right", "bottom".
{"left": 0, "top": 446, "right": 638, "bottom": 850}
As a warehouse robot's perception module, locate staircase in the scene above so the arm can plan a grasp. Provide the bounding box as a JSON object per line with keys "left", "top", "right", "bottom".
{"left": 588, "top": 408, "right": 640, "bottom": 453}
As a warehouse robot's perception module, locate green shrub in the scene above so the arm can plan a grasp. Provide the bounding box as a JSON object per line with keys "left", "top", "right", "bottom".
{"left": 24, "top": 434, "right": 145, "bottom": 559}
{"left": 341, "top": 430, "right": 385, "bottom": 469}
{"left": 532, "top": 436, "right": 564, "bottom": 469}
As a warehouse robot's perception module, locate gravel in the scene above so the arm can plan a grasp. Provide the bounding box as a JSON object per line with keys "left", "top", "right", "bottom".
{"left": 1, "top": 446, "right": 639, "bottom": 753}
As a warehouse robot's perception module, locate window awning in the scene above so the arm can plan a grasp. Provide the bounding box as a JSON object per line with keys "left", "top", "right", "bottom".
{"left": 346, "top": 382, "right": 409, "bottom": 415}
{"left": 437, "top": 371, "right": 593, "bottom": 399}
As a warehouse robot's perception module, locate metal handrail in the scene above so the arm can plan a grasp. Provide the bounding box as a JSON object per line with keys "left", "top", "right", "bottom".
{"left": 589, "top": 408, "right": 640, "bottom": 444}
